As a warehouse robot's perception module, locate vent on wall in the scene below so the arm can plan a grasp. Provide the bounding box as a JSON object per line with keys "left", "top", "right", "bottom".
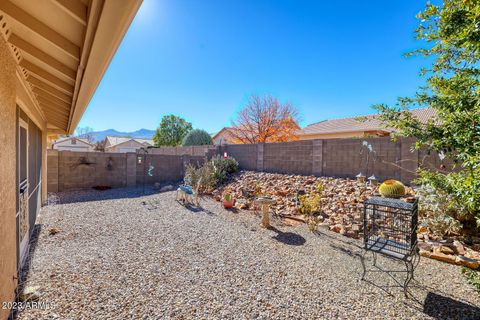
{"left": 0, "top": 14, "right": 18, "bottom": 61}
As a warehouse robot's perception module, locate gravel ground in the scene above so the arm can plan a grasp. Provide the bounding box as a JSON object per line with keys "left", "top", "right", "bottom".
{"left": 15, "top": 187, "right": 480, "bottom": 319}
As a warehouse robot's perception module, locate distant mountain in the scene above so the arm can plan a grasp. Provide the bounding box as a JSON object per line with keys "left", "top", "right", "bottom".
{"left": 90, "top": 129, "right": 155, "bottom": 142}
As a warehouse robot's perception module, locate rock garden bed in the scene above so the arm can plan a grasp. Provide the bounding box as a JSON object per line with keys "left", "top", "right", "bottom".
{"left": 211, "top": 171, "right": 480, "bottom": 270}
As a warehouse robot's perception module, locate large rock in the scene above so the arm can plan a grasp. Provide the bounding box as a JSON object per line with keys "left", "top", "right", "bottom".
{"left": 452, "top": 240, "right": 466, "bottom": 255}
{"left": 430, "top": 251, "right": 457, "bottom": 265}
{"left": 455, "top": 256, "right": 480, "bottom": 269}
{"left": 439, "top": 245, "right": 455, "bottom": 255}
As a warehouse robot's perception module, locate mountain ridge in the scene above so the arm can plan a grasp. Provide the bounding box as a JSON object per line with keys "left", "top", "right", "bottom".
{"left": 90, "top": 128, "right": 155, "bottom": 142}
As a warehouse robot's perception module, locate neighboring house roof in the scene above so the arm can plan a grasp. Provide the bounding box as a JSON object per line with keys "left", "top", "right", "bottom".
{"left": 53, "top": 137, "right": 94, "bottom": 146}
{"left": 211, "top": 127, "right": 233, "bottom": 140}
{"left": 105, "top": 136, "right": 154, "bottom": 148}
{"left": 299, "top": 108, "right": 437, "bottom": 136}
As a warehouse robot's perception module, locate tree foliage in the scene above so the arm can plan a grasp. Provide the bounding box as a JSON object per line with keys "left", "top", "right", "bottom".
{"left": 374, "top": 0, "right": 480, "bottom": 226}
{"left": 230, "top": 95, "right": 301, "bottom": 144}
{"left": 182, "top": 129, "right": 213, "bottom": 146}
{"left": 153, "top": 115, "right": 192, "bottom": 146}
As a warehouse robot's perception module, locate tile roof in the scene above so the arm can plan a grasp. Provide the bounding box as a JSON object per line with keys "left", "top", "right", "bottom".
{"left": 299, "top": 108, "right": 437, "bottom": 136}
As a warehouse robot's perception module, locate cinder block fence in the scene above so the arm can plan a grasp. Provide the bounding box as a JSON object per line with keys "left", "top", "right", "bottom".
{"left": 47, "top": 150, "right": 205, "bottom": 192}
{"left": 47, "top": 137, "right": 446, "bottom": 192}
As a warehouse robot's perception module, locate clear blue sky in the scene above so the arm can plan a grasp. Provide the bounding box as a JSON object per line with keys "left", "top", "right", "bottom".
{"left": 78, "top": 0, "right": 430, "bottom": 133}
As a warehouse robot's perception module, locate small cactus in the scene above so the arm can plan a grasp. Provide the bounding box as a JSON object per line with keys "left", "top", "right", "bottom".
{"left": 379, "top": 179, "right": 406, "bottom": 198}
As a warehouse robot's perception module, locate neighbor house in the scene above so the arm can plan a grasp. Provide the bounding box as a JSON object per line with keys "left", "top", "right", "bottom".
{"left": 0, "top": 1, "right": 141, "bottom": 318}
{"left": 52, "top": 136, "right": 94, "bottom": 152}
{"left": 211, "top": 127, "right": 236, "bottom": 145}
{"left": 104, "top": 136, "right": 154, "bottom": 153}
{"left": 298, "top": 108, "right": 436, "bottom": 140}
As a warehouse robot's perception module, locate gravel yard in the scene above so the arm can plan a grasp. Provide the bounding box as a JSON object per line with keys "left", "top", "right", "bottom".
{"left": 16, "top": 187, "right": 480, "bottom": 319}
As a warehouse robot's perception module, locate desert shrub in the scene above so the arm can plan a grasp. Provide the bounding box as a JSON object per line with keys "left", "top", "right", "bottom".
{"left": 184, "top": 156, "right": 239, "bottom": 191}
{"left": 417, "top": 185, "right": 462, "bottom": 237}
{"left": 462, "top": 267, "right": 480, "bottom": 292}
{"left": 182, "top": 129, "right": 213, "bottom": 146}
{"left": 210, "top": 155, "right": 239, "bottom": 175}
{"left": 184, "top": 163, "right": 216, "bottom": 193}
{"left": 299, "top": 183, "right": 324, "bottom": 232}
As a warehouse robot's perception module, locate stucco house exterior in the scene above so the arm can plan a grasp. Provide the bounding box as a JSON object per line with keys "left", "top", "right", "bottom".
{"left": 104, "top": 136, "right": 154, "bottom": 153}
{"left": 0, "top": 1, "right": 141, "bottom": 318}
{"left": 298, "top": 108, "right": 436, "bottom": 140}
{"left": 211, "top": 127, "right": 236, "bottom": 145}
{"left": 52, "top": 136, "right": 94, "bottom": 152}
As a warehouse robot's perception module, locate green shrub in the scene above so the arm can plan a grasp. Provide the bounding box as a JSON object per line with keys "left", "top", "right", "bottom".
{"left": 182, "top": 129, "right": 213, "bottom": 146}
{"left": 417, "top": 185, "right": 463, "bottom": 237}
{"left": 210, "top": 155, "right": 239, "bottom": 175}
{"left": 462, "top": 267, "right": 480, "bottom": 293}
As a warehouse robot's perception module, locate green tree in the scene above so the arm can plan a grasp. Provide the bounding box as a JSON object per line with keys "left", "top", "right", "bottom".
{"left": 153, "top": 115, "right": 192, "bottom": 146}
{"left": 375, "top": 0, "right": 480, "bottom": 226}
{"left": 182, "top": 129, "right": 213, "bottom": 146}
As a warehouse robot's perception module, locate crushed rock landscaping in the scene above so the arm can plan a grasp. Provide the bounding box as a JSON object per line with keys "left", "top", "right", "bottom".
{"left": 212, "top": 171, "right": 480, "bottom": 269}
{"left": 15, "top": 187, "right": 480, "bottom": 319}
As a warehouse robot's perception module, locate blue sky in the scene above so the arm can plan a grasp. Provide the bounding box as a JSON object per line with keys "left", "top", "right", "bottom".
{"left": 78, "top": 0, "right": 430, "bottom": 133}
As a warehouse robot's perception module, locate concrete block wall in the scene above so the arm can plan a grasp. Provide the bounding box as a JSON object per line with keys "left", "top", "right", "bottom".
{"left": 136, "top": 154, "right": 202, "bottom": 185}
{"left": 224, "top": 144, "right": 257, "bottom": 171}
{"left": 47, "top": 150, "right": 59, "bottom": 192}
{"left": 148, "top": 146, "right": 216, "bottom": 156}
{"left": 263, "top": 140, "right": 313, "bottom": 175}
{"left": 48, "top": 137, "right": 447, "bottom": 193}
{"left": 223, "top": 137, "right": 443, "bottom": 183}
{"left": 322, "top": 137, "right": 401, "bottom": 181}
{"left": 47, "top": 151, "right": 208, "bottom": 192}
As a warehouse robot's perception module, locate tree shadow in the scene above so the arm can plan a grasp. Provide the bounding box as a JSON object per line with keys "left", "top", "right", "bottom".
{"left": 182, "top": 203, "right": 215, "bottom": 216}
{"left": 423, "top": 291, "right": 480, "bottom": 319}
{"left": 359, "top": 251, "right": 480, "bottom": 319}
{"left": 52, "top": 183, "right": 182, "bottom": 205}
{"left": 269, "top": 226, "right": 306, "bottom": 246}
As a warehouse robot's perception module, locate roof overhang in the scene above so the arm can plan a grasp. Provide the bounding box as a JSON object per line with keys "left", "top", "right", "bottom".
{"left": 0, "top": 0, "right": 142, "bottom": 134}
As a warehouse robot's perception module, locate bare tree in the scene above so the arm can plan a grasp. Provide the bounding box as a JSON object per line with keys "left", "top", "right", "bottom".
{"left": 74, "top": 126, "right": 95, "bottom": 143}
{"left": 230, "top": 95, "right": 301, "bottom": 144}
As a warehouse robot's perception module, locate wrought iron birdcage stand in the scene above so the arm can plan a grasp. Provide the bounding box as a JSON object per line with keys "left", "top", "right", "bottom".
{"left": 361, "top": 197, "right": 419, "bottom": 297}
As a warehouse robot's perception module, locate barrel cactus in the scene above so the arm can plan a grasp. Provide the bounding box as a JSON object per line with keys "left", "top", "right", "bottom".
{"left": 378, "top": 179, "right": 406, "bottom": 198}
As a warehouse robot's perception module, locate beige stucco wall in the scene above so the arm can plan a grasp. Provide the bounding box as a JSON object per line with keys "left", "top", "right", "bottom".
{"left": 107, "top": 140, "right": 145, "bottom": 153}
{"left": 42, "top": 130, "right": 48, "bottom": 203}
{"left": 212, "top": 130, "right": 234, "bottom": 145}
{"left": 0, "top": 36, "right": 18, "bottom": 320}
{"left": 298, "top": 130, "right": 387, "bottom": 140}
{"left": 53, "top": 138, "right": 94, "bottom": 152}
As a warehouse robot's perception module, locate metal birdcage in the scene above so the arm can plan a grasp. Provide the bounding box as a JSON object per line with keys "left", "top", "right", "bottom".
{"left": 361, "top": 196, "right": 420, "bottom": 296}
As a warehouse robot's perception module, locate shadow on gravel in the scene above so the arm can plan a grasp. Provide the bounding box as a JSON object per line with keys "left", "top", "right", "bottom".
{"left": 423, "top": 292, "right": 480, "bottom": 320}
{"left": 269, "top": 227, "right": 306, "bottom": 246}
{"left": 54, "top": 187, "right": 159, "bottom": 204}
{"left": 13, "top": 224, "right": 42, "bottom": 319}
{"left": 53, "top": 184, "right": 182, "bottom": 205}
{"left": 183, "top": 203, "right": 215, "bottom": 215}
